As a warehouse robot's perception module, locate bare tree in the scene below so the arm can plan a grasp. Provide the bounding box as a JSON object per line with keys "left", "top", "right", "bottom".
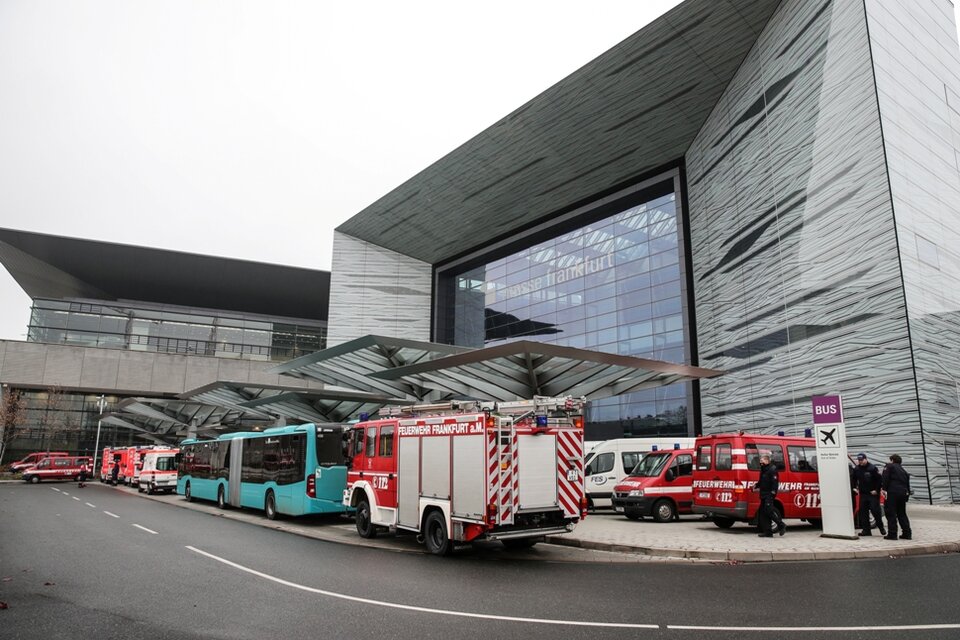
{"left": 36, "top": 385, "right": 76, "bottom": 453}
{"left": 0, "top": 386, "right": 27, "bottom": 467}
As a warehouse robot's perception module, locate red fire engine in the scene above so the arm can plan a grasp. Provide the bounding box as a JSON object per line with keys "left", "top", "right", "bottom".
{"left": 343, "top": 396, "right": 587, "bottom": 555}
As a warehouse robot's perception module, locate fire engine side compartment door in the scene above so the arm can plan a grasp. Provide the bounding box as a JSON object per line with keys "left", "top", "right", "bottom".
{"left": 452, "top": 433, "right": 484, "bottom": 520}
{"left": 397, "top": 436, "right": 420, "bottom": 529}
{"left": 518, "top": 434, "right": 559, "bottom": 510}
{"left": 228, "top": 438, "right": 243, "bottom": 507}
{"left": 421, "top": 436, "right": 451, "bottom": 502}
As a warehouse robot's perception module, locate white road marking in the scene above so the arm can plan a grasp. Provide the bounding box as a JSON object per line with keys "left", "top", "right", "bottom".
{"left": 51, "top": 488, "right": 60, "bottom": 492}
{"left": 85, "top": 503, "right": 96, "bottom": 508}
{"left": 72, "top": 496, "right": 80, "bottom": 501}
{"left": 668, "top": 624, "right": 960, "bottom": 632}
{"left": 103, "top": 511, "right": 119, "bottom": 518}
{"left": 132, "top": 524, "right": 158, "bottom": 535}
{"left": 186, "top": 546, "right": 659, "bottom": 629}
{"left": 62, "top": 491, "right": 69, "bottom": 496}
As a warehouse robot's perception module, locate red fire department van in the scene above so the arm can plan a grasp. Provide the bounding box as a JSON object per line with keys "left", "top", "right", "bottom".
{"left": 10, "top": 451, "right": 69, "bottom": 472}
{"left": 691, "top": 433, "right": 821, "bottom": 528}
{"left": 22, "top": 456, "right": 93, "bottom": 483}
{"left": 344, "top": 396, "right": 587, "bottom": 555}
{"left": 611, "top": 447, "right": 695, "bottom": 522}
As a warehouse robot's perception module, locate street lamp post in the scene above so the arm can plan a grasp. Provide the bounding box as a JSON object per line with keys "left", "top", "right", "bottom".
{"left": 91, "top": 395, "right": 107, "bottom": 478}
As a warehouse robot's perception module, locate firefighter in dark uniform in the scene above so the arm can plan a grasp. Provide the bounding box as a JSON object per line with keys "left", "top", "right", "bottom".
{"left": 852, "top": 452, "right": 885, "bottom": 537}
{"left": 755, "top": 453, "right": 786, "bottom": 537}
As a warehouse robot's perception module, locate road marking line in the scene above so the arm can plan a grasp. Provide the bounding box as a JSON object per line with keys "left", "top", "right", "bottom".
{"left": 185, "top": 546, "right": 658, "bottom": 629}
{"left": 51, "top": 488, "right": 60, "bottom": 492}
{"left": 85, "top": 503, "right": 96, "bottom": 508}
{"left": 667, "top": 625, "right": 960, "bottom": 632}
{"left": 133, "top": 524, "right": 158, "bottom": 535}
{"left": 103, "top": 511, "right": 119, "bottom": 518}
{"left": 62, "top": 491, "right": 70, "bottom": 496}
{"left": 72, "top": 497, "right": 80, "bottom": 501}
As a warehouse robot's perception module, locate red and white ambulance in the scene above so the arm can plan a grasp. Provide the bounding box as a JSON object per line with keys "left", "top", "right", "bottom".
{"left": 611, "top": 447, "right": 695, "bottom": 522}
{"left": 691, "top": 433, "right": 821, "bottom": 528}
{"left": 343, "top": 396, "right": 587, "bottom": 555}
{"left": 137, "top": 449, "right": 179, "bottom": 494}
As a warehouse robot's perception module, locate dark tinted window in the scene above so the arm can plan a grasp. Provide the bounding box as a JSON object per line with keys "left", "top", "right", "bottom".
{"left": 715, "top": 444, "right": 732, "bottom": 471}
{"left": 316, "top": 426, "right": 345, "bottom": 467}
{"left": 263, "top": 437, "right": 281, "bottom": 484}
{"left": 622, "top": 452, "right": 642, "bottom": 473}
{"left": 674, "top": 454, "right": 693, "bottom": 477}
{"left": 788, "top": 446, "right": 818, "bottom": 473}
{"left": 696, "top": 445, "right": 712, "bottom": 470}
{"left": 277, "top": 433, "right": 306, "bottom": 485}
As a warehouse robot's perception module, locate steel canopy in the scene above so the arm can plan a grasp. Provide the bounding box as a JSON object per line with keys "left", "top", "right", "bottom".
{"left": 368, "top": 341, "right": 724, "bottom": 402}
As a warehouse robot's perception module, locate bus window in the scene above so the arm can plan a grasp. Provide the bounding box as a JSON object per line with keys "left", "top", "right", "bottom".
{"left": 379, "top": 426, "right": 395, "bottom": 457}
{"left": 316, "top": 427, "right": 345, "bottom": 467}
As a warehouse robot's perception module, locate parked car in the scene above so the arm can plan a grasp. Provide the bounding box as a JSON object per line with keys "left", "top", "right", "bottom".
{"left": 10, "top": 451, "right": 70, "bottom": 472}
{"left": 22, "top": 456, "right": 93, "bottom": 483}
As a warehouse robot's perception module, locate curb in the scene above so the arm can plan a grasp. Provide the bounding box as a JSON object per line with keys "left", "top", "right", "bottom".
{"left": 544, "top": 535, "right": 960, "bottom": 563}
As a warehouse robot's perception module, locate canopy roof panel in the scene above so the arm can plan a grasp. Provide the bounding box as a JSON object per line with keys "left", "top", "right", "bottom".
{"left": 370, "top": 341, "right": 723, "bottom": 402}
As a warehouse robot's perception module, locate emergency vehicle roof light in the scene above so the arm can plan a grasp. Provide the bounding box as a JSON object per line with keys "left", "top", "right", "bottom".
{"left": 674, "top": 443, "right": 680, "bottom": 450}
{"left": 359, "top": 413, "right": 370, "bottom": 421}
{"left": 778, "top": 431, "right": 785, "bottom": 436}
{"left": 804, "top": 428, "right": 812, "bottom": 438}
{"left": 535, "top": 415, "right": 548, "bottom": 427}
{"left": 651, "top": 445, "right": 658, "bottom": 451}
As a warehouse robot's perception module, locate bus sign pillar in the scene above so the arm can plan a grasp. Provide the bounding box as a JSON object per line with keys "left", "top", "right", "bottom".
{"left": 812, "top": 395, "right": 857, "bottom": 540}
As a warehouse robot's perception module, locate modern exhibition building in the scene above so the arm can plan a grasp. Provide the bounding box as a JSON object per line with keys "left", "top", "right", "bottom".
{"left": 0, "top": 227, "right": 330, "bottom": 462}
{"left": 1, "top": 0, "right": 959, "bottom": 503}
{"left": 323, "top": 0, "right": 960, "bottom": 503}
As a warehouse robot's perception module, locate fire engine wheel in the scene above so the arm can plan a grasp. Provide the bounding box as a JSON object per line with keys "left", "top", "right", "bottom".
{"left": 217, "top": 485, "right": 228, "bottom": 509}
{"left": 138, "top": 484, "right": 144, "bottom": 493}
{"left": 652, "top": 499, "right": 676, "bottom": 523}
{"left": 712, "top": 516, "right": 736, "bottom": 529}
{"left": 184, "top": 481, "right": 193, "bottom": 502}
{"left": 265, "top": 491, "right": 278, "bottom": 520}
{"left": 355, "top": 499, "right": 378, "bottom": 538}
{"left": 423, "top": 511, "right": 451, "bottom": 556}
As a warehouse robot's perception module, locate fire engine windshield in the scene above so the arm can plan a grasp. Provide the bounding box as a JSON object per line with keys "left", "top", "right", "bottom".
{"left": 628, "top": 452, "right": 671, "bottom": 477}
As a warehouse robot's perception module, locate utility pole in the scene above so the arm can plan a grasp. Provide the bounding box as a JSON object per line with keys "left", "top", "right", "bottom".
{"left": 91, "top": 395, "right": 107, "bottom": 477}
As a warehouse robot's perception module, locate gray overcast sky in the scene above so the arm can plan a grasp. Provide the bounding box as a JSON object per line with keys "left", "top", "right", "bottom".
{"left": 1, "top": 2, "right": 958, "bottom": 342}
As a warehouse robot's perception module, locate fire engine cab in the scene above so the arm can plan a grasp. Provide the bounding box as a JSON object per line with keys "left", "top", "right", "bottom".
{"left": 343, "top": 396, "right": 587, "bottom": 555}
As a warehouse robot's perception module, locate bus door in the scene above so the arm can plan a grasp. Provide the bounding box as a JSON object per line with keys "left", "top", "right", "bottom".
{"left": 229, "top": 438, "right": 243, "bottom": 507}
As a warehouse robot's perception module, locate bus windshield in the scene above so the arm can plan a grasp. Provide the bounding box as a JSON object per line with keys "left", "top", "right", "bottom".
{"left": 628, "top": 452, "right": 671, "bottom": 477}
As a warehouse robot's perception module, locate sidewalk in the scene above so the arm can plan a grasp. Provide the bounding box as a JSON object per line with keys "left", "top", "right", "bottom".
{"left": 549, "top": 505, "right": 960, "bottom": 562}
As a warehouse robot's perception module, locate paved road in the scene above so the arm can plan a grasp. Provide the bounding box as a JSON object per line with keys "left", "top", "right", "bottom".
{"left": 2, "top": 482, "right": 959, "bottom": 639}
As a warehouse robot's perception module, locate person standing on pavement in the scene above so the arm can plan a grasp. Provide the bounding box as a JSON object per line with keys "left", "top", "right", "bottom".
{"left": 881, "top": 454, "right": 912, "bottom": 540}
{"left": 77, "top": 461, "right": 88, "bottom": 488}
{"left": 755, "top": 453, "right": 786, "bottom": 537}
{"left": 852, "top": 453, "right": 885, "bottom": 537}
{"left": 110, "top": 459, "right": 120, "bottom": 486}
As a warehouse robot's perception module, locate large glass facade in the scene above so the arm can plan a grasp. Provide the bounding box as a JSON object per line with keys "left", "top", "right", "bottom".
{"left": 437, "top": 191, "right": 692, "bottom": 439}
{"left": 26, "top": 299, "right": 325, "bottom": 362}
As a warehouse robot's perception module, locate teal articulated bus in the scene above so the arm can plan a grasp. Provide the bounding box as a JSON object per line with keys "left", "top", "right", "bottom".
{"left": 177, "top": 424, "right": 350, "bottom": 519}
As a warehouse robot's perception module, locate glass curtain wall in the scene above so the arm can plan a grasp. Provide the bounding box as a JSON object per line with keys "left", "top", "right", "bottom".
{"left": 438, "top": 192, "right": 691, "bottom": 438}
{"left": 27, "top": 300, "right": 325, "bottom": 362}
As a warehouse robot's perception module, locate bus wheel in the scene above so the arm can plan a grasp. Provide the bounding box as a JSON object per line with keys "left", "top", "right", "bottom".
{"left": 355, "top": 499, "right": 377, "bottom": 538}
{"left": 184, "top": 481, "right": 193, "bottom": 502}
{"left": 424, "top": 511, "right": 451, "bottom": 556}
{"left": 217, "top": 485, "right": 227, "bottom": 510}
{"left": 713, "top": 516, "right": 736, "bottom": 529}
{"left": 265, "top": 491, "right": 278, "bottom": 520}
{"left": 652, "top": 499, "right": 676, "bottom": 523}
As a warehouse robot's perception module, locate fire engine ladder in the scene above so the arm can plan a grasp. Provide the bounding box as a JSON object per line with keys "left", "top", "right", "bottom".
{"left": 495, "top": 419, "right": 518, "bottom": 525}
{"left": 495, "top": 395, "right": 585, "bottom": 420}
{"left": 380, "top": 399, "right": 494, "bottom": 417}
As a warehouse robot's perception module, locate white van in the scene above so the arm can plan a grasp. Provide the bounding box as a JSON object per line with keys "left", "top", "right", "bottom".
{"left": 137, "top": 450, "right": 179, "bottom": 495}
{"left": 584, "top": 437, "right": 695, "bottom": 508}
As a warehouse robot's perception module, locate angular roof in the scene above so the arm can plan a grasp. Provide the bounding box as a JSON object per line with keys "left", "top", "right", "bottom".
{"left": 0, "top": 227, "right": 330, "bottom": 321}
{"left": 335, "top": 0, "right": 780, "bottom": 265}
